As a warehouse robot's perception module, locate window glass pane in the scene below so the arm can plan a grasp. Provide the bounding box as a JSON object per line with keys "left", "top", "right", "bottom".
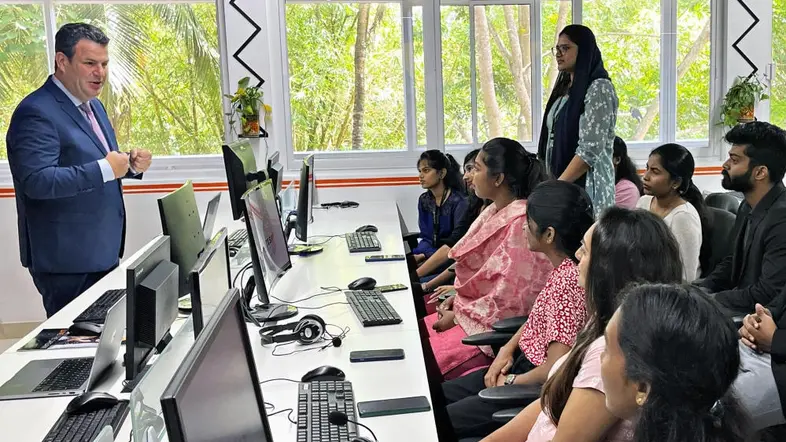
{"left": 772, "top": 0, "right": 786, "bottom": 127}
{"left": 676, "top": 0, "right": 711, "bottom": 140}
{"left": 541, "top": 0, "right": 572, "bottom": 113}
{"left": 55, "top": 4, "right": 223, "bottom": 156}
{"left": 0, "top": 4, "right": 48, "bottom": 159}
{"left": 584, "top": 0, "right": 660, "bottom": 142}
{"left": 474, "top": 5, "right": 533, "bottom": 143}
{"left": 441, "top": 5, "right": 473, "bottom": 145}
{"left": 286, "top": 3, "right": 406, "bottom": 152}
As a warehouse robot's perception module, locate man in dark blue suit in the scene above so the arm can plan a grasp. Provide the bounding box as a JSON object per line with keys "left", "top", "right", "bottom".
{"left": 6, "top": 23, "right": 153, "bottom": 317}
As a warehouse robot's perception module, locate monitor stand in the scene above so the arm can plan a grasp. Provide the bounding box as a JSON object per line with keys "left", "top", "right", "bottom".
{"left": 242, "top": 276, "right": 298, "bottom": 323}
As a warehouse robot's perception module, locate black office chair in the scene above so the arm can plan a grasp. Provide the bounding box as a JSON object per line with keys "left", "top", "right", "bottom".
{"left": 460, "top": 316, "right": 528, "bottom": 355}
{"left": 705, "top": 192, "right": 741, "bottom": 215}
{"left": 701, "top": 207, "right": 736, "bottom": 278}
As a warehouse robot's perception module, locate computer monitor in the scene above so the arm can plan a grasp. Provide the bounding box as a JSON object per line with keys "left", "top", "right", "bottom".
{"left": 160, "top": 288, "right": 273, "bottom": 442}
{"left": 158, "top": 181, "right": 205, "bottom": 297}
{"left": 202, "top": 193, "right": 221, "bottom": 242}
{"left": 189, "top": 228, "right": 230, "bottom": 337}
{"left": 295, "top": 154, "right": 315, "bottom": 242}
{"left": 266, "top": 151, "right": 283, "bottom": 195}
{"left": 223, "top": 140, "right": 260, "bottom": 221}
{"left": 242, "top": 180, "right": 297, "bottom": 322}
{"left": 125, "top": 235, "right": 180, "bottom": 381}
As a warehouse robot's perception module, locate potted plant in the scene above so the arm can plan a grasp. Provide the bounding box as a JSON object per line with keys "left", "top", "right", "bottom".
{"left": 720, "top": 75, "right": 769, "bottom": 127}
{"left": 225, "top": 77, "right": 264, "bottom": 137}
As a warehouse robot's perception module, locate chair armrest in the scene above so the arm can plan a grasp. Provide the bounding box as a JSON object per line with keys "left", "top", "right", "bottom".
{"left": 491, "top": 407, "right": 525, "bottom": 424}
{"left": 403, "top": 232, "right": 420, "bottom": 250}
{"left": 478, "top": 384, "right": 542, "bottom": 405}
{"left": 492, "top": 316, "right": 528, "bottom": 333}
{"left": 461, "top": 331, "right": 514, "bottom": 347}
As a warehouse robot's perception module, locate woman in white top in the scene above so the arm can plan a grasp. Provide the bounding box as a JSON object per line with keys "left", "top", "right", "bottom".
{"left": 637, "top": 143, "right": 709, "bottom": 281}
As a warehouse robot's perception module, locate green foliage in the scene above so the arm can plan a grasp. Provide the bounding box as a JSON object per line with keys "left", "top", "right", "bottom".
{"left": 720, "top": 75, "right": 769, "bottom": 127}
{"left": 0, "top": 3, "right": 222, "bottom": 159}
{"left": 770, "top": 0, "right": 786, "bottom": 128}
{"left": 225, "top": 76, "right": 264, "bottom": 136}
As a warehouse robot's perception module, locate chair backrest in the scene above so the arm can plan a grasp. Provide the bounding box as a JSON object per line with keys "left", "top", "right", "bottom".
{"left": 702, "top": 207, "right": 737, "bottom": 278}
{"left": 705, "top": 192, "right": 742, "bottom": 215}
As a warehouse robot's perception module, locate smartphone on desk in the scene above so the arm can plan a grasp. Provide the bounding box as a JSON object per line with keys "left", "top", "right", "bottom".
{"left": 350, "top": 348, "right": 405, "bottom": 363}
{"left": 376, "top": 284, "right": 408, "bottom": 293}
{"left": 365, "top": 255, "right": 405, "bottom": 262}
{"left": 357, "top": 396, "right": 431, "bottom": 418}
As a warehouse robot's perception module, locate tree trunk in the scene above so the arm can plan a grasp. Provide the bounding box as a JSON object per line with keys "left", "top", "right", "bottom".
{"left": 351, "top": 4, "right": 370, "bottom": 150}
{"left": 546, "top": 2, "right": 570, "bottom": 93}
{"left": 633, "top": 18, "right": 711, "bottom": 140}
{"left": 475, "top": 6, "right": 503, "bottom": 138}
{"left": 505, "top": 5, "right": 532, "bottom": 141}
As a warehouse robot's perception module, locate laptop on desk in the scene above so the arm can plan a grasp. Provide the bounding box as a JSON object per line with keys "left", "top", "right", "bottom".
{"left": 0, "top": 296, "right": 126, "bottom": 401}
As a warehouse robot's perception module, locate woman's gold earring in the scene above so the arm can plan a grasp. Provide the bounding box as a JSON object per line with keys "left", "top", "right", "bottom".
{"left": 636, "top": 394, "right": 646, "bottom": 406}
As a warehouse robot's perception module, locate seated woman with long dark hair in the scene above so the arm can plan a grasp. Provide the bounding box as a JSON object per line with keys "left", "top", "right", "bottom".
{"left": 424, "top": 138, "right": 553, "bottom": 380}
{"left": 601, "top": 283, "right": 750, "bottom": 442}
{"left": 444, "top": 180, "right": 594, "bottom": 438}
{"left": 612, "top": 137, "right": 642, "bottom": 209}
{"left": 637, "top": 143, "right": 710, "bottom": 281}
{"left": 479, "top": 208, "right": 683, "bottom": 442}
{"left": 412, "top": 150, "right": 468, "bottom": 271}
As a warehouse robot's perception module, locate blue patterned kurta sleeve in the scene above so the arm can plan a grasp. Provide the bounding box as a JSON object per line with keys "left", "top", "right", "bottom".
{"left": 576, "top": 78, "right": 618, "bottom": 219}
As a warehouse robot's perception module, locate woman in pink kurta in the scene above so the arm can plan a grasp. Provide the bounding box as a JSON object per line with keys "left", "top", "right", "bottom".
{"left": 423, "top": 138, "right": 552, "bottom": 379}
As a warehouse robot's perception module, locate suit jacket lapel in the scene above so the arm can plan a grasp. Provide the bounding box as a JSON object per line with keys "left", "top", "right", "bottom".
{"left": 44, "top": 78, "right": 109, "bottom": 157}
{"left": 730, "top": 209, "right": 748, "bottom": 283}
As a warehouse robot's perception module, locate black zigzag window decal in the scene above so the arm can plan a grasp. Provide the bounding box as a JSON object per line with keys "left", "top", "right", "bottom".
{"left": 229, "top": 0, "right": 265, "bottom": 88}
{"left": 733, "top": 0, "right": 760, "bottom": 80}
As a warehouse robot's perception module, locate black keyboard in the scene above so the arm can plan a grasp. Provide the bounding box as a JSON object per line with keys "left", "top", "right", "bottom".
{"left": 297, "top": 380, "right": 357, "bottom": 442}
{"left": 345, "top": 290, "right": 402, "bottom": 327}
{"left": 228, "top": 228, "right": 249, "bottom": 249}
{"left": 43, "top": 400, "right": 130, "bottom": 442}
{"left": 345, "top": 232, "right": 381, "bottom": 253}
{"left": 33, "top": 358, "right": 93, "bottom": 393}
{"left": 73, "top": 289, "right": 126, "bottom": 324}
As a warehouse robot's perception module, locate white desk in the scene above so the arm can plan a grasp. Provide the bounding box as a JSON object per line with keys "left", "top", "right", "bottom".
{"left": 0, "top": 200, "right": 439, "bottom": 441}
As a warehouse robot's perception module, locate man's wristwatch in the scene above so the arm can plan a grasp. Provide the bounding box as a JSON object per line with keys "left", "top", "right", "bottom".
{"left": 504, "top": 374, "right": 517, "bottom": 385}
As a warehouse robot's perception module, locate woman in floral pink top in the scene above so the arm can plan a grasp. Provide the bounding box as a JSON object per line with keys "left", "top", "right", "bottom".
{"left": 443, "top": 180, "right": 594, "bottom": 439}
{"left": 423, "top": 138, "right": 553, "bottom": 379}
{"left": 481, "top": 208, "right": 683, "bottom": 442}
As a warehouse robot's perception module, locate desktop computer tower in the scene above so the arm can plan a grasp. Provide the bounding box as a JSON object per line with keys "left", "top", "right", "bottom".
{"left": 136, "top": 260, "right": 179, "bottom": 348}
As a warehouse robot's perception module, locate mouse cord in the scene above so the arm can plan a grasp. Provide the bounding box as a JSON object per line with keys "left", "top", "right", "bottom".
{"left": 259, "top": 378, "right": 299, "bottom": 424}
{"left": 259, "top": 377, "right": 300, "bottom": 385}
{"left": 293, "top": 302, "right": 349, "bottom": 310}
{"left": 268, "top": 407, "right": 297, "bottom": 424}
{"left": 268, "top": 286, "right": 342, "bottom": 305}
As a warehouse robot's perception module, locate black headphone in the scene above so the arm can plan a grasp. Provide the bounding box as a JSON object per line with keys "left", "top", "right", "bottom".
{"left": 259, "top": 314, "right": 327, "bottom": 345}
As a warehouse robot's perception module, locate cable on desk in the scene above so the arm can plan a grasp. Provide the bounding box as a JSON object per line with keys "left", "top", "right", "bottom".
{"left": 304, "top": 235, "right": 344, "bottom": 246}
{"left": 295, "top": 301, "right": 350, "bottom": 310}
{"left": 232, "top": 262, "right": 253, "bottom": 288}
{"left": 259, "top": 377, "right": 300, "bottom": 385}
{"left": 269, "top": 286, "right": 342, "bottom": 305}
{"left": 268, "top": 407, "right": 297, "bottom": 424}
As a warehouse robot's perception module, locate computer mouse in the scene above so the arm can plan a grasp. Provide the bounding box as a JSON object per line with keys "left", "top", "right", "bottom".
{"left": 348, "top": 277, "right": 376, "bottom": 291}
{"left": 301, "top": 365, "right": 346, "bottom": 383}
{"left": 68, "top": 321, "right": 103, "bottom": 337}
{"left": 355, "top": 224, "right": 378, "bottom": 233}
{"left": 351, "top": 438, "right": 373, "bottom": 442}
{"left": 66, "top": 391, "right": 119, "bottom": 414}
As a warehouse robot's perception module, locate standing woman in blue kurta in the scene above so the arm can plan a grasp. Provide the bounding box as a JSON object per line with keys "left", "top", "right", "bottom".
{"left": 413, "top": 150, "right": 469, "bottom": 272}
{"left": 538, "top": 25, "right": 618, "bottom": 219}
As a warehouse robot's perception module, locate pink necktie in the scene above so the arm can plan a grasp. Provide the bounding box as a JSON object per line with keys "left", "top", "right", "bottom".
{"left": 79, "top": 102, "right": 110, "bottom": 153}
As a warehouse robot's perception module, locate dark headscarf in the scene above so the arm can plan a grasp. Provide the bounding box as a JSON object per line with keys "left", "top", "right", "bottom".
{"left": 537, "top": 25, "right": 610, "bottom": 184}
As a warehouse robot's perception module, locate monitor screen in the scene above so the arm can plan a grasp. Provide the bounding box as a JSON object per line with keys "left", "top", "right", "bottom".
{"left": 295, "top": 155, "right": 313, "bottom": 242}
{"left": 190, "top": 228, "right": 231, "bottom": 337}
{"left": 202, "top": 193, "right": 222, "bottom": 242}
{"left": 160, "top": 288, "right": 272, "bottom": 442}
{"left": 243, "top": 180, "right": 292, "bottom": 296}
{"left": 222, "top": 140, "right": 259, "bottom": 221}
{"left": 279, "top": 179, "right": 296, "bottom": 232}
{"left": 307, "top": 154, "right": 316, "bottom": 219}
{"left": 158, "top": 180, "right": 205, "bottom": 296}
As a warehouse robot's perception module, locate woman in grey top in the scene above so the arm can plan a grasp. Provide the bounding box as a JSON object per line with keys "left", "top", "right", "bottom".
{"left": 538, "top": 25, "right": 618, "bottom": 219}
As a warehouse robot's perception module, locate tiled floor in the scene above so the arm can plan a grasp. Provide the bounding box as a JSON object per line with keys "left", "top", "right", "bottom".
{"left": 0, "top": 339, "right": 17, "bottom": 353}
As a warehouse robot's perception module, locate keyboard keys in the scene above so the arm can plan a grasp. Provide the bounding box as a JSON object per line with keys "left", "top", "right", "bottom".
{"left": 73, "top": 289, "right": 126, "bottom": 324}
{"left": 296, "top": 381, "right": 357, "bottom": 442}
{"left": 43, "top": 400, "right": 130, "bottom": 442}
{"left": 345, "top": 233, "right": 381, "bottom": 253}
{"left": 228, "top": 229, "right": 249, "bottom": 249}
{"left": 33, "top": 358, "right": 93, "bottom": 392}
{"left": 345, "top": 290, "right": 402, "bottom": 327}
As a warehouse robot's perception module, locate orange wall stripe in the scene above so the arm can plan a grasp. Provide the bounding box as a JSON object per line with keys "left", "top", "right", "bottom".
{"left": 0, "top": 167, "right": 726, "bottom": 197}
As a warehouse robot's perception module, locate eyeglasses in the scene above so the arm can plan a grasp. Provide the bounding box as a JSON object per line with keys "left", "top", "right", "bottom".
{"left": 551, "top": 44, "right": 573, "bottom": 56}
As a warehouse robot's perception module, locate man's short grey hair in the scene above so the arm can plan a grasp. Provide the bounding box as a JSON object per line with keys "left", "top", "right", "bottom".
{"left": 55, "top": 23, "right": 109, "bottom": 59}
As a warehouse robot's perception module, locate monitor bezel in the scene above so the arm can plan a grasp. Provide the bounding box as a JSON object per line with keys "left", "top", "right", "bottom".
{"left": 188, "top": 227, "right": 230, "bottom": 337}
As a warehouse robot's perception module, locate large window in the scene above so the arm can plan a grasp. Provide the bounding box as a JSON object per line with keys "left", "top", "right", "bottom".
{"left": 772, "top": 0, "right": 786, "bottom": 128}
{"left": 0, "top": 4, "right": 48, "bottom": 159}
{"left": 0, "top": 1, "right": 222, "bottom": 159}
